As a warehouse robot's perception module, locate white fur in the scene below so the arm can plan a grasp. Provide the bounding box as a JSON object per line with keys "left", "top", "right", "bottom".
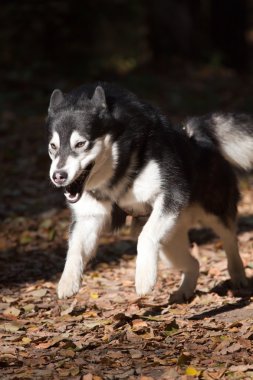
{"left": 56, "top": 147, "right": 247, "bottom": 301}
{"left": 160, "top": 204, "right": 247, "bottom": 302}
{"left": 58, "top": 192, "right": 112, "bottom": 299}
{"left": 159, "top": 206, "right": 199, "bottom": 303}
{"left": 119, "top": 160, "right": 161, "bottom": 211}
{"left": 49, "top": 156, "right": 60, "bottom": 183}
{"left": 49, "top": 131, "right": 60, "bottom": 181}
{"left": 61, "top": 155, "right": 82, "bottom": 184}
{"left": 213, "top": 115, "right": 253, "bottom": 170}
{"left": 49, "top": 131, "right": 115, "bottom": 188}
{"left": 135, "top": 194, "right": 178, "bottom": 296}
{"left": 49, "top": 131, "right": 60, "bottom": 152}
{"left": 70, "top": 131, "right": 87, "bottom": 149}
{"left": 220, "top": 135, "right": 253, "bottom": 170}
{"left": 85, "top": 135, "right": 114, "bottom": 190}
{"left": 99, "top": 152, "right": 138, "bottom": 203}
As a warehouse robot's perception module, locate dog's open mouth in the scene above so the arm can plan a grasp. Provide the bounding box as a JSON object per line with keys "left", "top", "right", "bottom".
{"left": 64, "top": 163, "right": 94, "bottom": 203}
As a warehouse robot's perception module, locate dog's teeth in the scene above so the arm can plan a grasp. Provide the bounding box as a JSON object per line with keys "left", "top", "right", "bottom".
{"left": 64, "top": 191, "right": 80, "bottom": 203}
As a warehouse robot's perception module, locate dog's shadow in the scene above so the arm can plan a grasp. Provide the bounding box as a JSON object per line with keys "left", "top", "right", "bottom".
{"left": 1, "top": 214, "right": 253, "bottom": 292}
{"left": 188, "top": 276, "right": 253, "bottom": 320}
{"left": 141, "top": 278, "right": 253, "bottom": 319}
{"left": 0, "top": 246, "right": 66, "bottom": 287}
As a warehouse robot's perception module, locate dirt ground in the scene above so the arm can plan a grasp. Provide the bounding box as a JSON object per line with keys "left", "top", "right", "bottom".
{"left": 1, "top": 71, "right": 253, "bottom": 380}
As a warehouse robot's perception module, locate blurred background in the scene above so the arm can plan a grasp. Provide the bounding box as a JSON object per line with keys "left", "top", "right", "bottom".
{"left": 1, "top": 0, "right": 253, "bottom": 218}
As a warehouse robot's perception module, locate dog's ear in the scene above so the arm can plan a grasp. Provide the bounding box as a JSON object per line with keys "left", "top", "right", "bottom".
{"left": 91, "top": 86, "right": 107, "bottom": 110}
{"left": 48, "top": 89, "right": 64, "bottom": 113}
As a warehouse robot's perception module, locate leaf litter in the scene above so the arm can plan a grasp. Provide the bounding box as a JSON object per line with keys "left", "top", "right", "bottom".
{"left": 1, "top": 116, "right": 253, "bottom": 378}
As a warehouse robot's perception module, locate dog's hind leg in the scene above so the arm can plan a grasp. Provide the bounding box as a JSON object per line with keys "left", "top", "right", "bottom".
{"left": 160, "top": 223, "right": 200, "bottom": 304}
{"left": 57, "top": 195, "right": 112, "bottom": 299}
{"left": 207, "top": 216, "right": 248, "bottom": 289}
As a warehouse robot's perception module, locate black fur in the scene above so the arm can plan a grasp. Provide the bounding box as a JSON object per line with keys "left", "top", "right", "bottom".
{"left": 47, "top": 82, "right": 252, "bottom": 301}
{"left": 47, "top": 83, "right": 244, "bottom": 225}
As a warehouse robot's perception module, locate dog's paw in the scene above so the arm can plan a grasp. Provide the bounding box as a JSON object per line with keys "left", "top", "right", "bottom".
{"left": 135, "top": 266, "right": 157, "bottom": 296}
{"left": 231, "top": 274, "right": 248, "bottom": 289}
{"left": 57, "top": 274, "right": 81, "bottom": 299}
{"left": 169, "top": 288, "right": 195, "bottom": 304}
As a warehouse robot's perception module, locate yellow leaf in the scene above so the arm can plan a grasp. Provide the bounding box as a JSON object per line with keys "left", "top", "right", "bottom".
{"left": 90, "top": 292, "right": 99, "bottom": 299}
{"left": 22, "top": 337, "right": 32, "bottom": 345}
{"left": 20, "top": 232, "right": 33, "bottom": 245}
{"left": 185, "top": 366, "right": 201, "bottom": 377}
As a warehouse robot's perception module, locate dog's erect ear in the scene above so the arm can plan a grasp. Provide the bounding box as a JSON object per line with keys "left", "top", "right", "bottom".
{"left": 91, "top": 86, "right": 107, "bottom": 110}
{"left": 48, "top": 89, "right": 64, "bottom": 113}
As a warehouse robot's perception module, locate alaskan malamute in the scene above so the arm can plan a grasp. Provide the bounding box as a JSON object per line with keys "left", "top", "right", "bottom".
{"left": 47, "top": 83, "right": 252, "bottom": 302}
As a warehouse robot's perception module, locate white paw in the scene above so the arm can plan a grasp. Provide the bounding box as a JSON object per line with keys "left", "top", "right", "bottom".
{"left": 169, "top": 288, "right": 195, "bottom": 304}
{"left": 57, "top": 273, "right": 81, "bottom": 299}
{"left": 135, "top": 265, "right": 157, "bottom": 296}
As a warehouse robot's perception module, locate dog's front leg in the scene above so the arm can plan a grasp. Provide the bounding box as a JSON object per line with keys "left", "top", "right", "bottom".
{"left": 135, "top": 196, "right": 178, "bottom": 296}
{"left": 58, "top": 197, "right": 112, "bottom": 299}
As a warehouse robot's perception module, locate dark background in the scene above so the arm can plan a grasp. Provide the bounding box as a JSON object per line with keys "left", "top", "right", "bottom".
{"left": 1, "top": 0, "right": 253, "bottom": 218}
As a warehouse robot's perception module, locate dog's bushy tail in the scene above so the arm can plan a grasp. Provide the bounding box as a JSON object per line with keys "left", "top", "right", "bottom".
{"left": 185, "top": 113, "right": 253, "bottom": 171}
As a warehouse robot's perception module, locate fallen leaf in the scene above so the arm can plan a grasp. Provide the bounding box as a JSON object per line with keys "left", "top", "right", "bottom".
{"left": 22, "top": 337, "right": 32, "bottom": 345}
{"left": 229, "top": 365, "right": 253, "bottom": 372}
{"left": 90, "top": 292, "right": 99, "bottom": 299}
{"left": 59, "top": 348, "right": 75, "bottom": 358}
{"left": 3, "top": 306, "right": 21, "bottom": 317}
{"left": 36, "top": 334, "right": 70, "bottom": 349}
{"left": 60, "top": 299, "right": 77, "bottom": 316}
{"left": 29, "top": 289, "right": 47, "bottom": 298}
{"left": 132, "top": 319, "right": 148, "bottom": 332}
{"left": 129, "top": 349, "right": 143, "bottom": 359}
{"left": 0, "top": 321, "right": 25, "bottom": 333}
{"left": 82, "top": 374, "right": 93, "bottom": 380}
{"left": 185, "top": 366, "right": 201, "bottom": 376}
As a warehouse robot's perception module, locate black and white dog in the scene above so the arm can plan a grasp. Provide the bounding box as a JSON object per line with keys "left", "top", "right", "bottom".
{"left": 47, "top": 83, "right": 252, "bottom": 303}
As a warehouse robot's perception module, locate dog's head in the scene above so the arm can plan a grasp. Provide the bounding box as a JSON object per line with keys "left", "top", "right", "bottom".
{"left": 47, "top": 85, "right": 116, "bottom": 203}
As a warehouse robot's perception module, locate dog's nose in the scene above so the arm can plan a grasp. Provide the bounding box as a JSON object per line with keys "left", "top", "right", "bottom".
{"left": 53, "top": 170, "right": 68, "bottom": 184}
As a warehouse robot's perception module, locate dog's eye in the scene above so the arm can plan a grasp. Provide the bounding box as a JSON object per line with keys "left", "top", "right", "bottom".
{"left": 50, "top": 143, "right": 57, "bottom": 150}
{"left": 75, "top": 141, "right": 86, "bottom": 149}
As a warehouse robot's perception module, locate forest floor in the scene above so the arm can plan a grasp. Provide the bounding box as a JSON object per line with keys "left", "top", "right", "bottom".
{"left": 1, "top": 188, "right": 253, "bottom": 380}
{"left": 1, "top": 68, "right": 253, "bottom": 379}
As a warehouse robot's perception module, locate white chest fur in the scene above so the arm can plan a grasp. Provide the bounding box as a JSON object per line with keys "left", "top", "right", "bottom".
{"left": 118, "top": 160, "right": 161, "bottom": 215}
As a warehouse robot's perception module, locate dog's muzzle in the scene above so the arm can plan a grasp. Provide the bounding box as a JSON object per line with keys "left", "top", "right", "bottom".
{"left": 63, "top": 163, "right": 94, "bottom": 203}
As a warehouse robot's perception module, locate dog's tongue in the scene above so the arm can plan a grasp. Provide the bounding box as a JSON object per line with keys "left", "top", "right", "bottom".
{"left": 64, "top": 190, "right": 81, "bottom": 203}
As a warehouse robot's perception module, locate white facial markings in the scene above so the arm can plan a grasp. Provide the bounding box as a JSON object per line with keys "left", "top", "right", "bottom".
{"left": 49, "top": 131, "right": 61, "bottom": 184}
{"left": 48, "top": 131, "right": 60, "bottom": 158}
{"left": 70, "top": 131, "right": 87, "bottom": 150}
{"left": 49, "top": 156, "right": 60, "bottom": 184}
{"left": 62, "top": 155, "right": 82, "bottom": 184}
{"left": 49, "top": 128, "right": 116, "bottom": 189}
